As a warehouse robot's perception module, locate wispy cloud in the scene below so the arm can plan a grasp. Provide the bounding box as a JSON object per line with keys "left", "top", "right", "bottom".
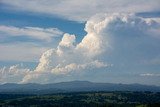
{"left": 1, "top": 0, "right": 160, "bottom": 21}
{"left": 0, "top": 25, "right": 63, "bottom": 42}
{"left": 140, "top": 73, "right": 160, "bottom": 77}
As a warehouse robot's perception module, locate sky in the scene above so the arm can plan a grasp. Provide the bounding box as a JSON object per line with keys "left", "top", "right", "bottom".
{"left": 0, "top": 0, "right": 160, "bottom": 85}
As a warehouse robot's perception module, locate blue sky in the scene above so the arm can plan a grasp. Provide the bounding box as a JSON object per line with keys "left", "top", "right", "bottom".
{"left": 0, "top": 0, "right": 160, "bottom": 85}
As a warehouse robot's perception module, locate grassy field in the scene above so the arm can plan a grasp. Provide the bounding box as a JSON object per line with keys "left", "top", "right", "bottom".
{"left": 0, "top": 91, "right": 160, "bottom": 107}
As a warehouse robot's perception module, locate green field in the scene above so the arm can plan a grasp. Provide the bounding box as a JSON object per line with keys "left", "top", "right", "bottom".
{"left": 0, "top": 91, "right": 160, "bottom": 107}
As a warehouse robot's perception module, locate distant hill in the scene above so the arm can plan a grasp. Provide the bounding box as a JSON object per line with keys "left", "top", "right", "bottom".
{"left": 0, "top": 81, "right": 160, "bottom": 94}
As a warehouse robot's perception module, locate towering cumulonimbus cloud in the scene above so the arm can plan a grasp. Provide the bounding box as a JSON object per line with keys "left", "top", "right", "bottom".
{"left": 0, "top": 13, "right": 160, "bottom": 83}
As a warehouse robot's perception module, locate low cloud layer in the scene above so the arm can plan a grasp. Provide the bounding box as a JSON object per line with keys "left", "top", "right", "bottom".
{"left": 0, "top": 13, "right": 160, "bottom": 84}
{"left": 0, "top": 64, "right": 30, "bottom": 83}
{"left": 140, "top": 73, "right": 160, "bottom": 77}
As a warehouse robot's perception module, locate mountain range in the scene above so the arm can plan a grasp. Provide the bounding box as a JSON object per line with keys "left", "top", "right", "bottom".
{"left": 0, "top": 81, "right": 160, "bottom": 94}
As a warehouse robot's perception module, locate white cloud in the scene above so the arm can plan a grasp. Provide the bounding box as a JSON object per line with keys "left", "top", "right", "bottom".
{"left": 21, "top": 60, "right": 109, "bottom": 84}
{"left": 29, "top": 30, "right": 110, "bottom": 76}
{"left": 0, "top": 25, "right": 63, "bottom": 42}
{"left": 59, "top": 33, "right": 76, "bottom": 48}
{"left": 0, "top": 64, "right": 30, "bottom": 83}
{"left": 0, "top": 13, "right": 160, "bottom": 83}
{"left": 140, "top": 73, "right": 160, "bottom": 77}
{"left": 51, "top": 60, "right": 109, "bottom": 75}
{"left": 1, "top": 0, "right": 160, "bottom": 22}
{"left": 22, "top": 13, "right": 160, "bottom": 83}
